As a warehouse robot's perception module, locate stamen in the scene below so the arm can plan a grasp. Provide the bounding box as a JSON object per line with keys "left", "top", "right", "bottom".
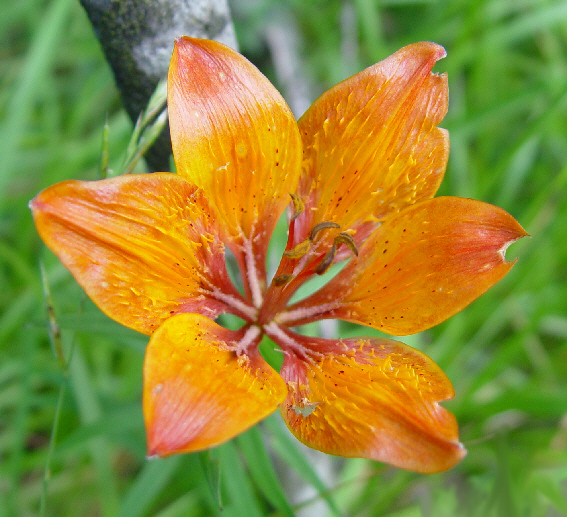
{"left": 283, "top": 239, "right": 311, "bottom": 259}
{"left": 313, "top": 231, "right": 359, "bottom": 276}
{"left": 273, "top": 273, "right": 293, "bottom": 286}
{"left": 334, "top": 232, "right": 359, "bottom": 256}
{"left": 289, "top": 193, "right": 305, "bottom": 221}
{"left": 309, "top": 221, "right": 340, "bottom": 241}
{"left": 315, "top": 243, "right": 337, "bottom": 275}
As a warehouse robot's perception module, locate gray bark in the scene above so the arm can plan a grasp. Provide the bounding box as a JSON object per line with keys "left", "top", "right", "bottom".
{"left": 80, "top": 0, "right": 238, "bottom": 171}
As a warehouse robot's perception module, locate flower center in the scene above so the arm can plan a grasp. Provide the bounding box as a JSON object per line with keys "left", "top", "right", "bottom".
{"left": 255, "top": 217, "right": 358, "bottom": 327}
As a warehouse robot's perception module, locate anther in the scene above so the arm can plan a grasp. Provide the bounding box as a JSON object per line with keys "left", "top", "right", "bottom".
{"left": 334, "top": 232, "right": 359, "bottom": 256}
{"left": 315, "top": 243, "right": 337, "bottom": 275}
{"left": 283, "top": 239, "right": 311, "bottom": 259}
{"left": 289, "top": 193, "right": 305, "bottom": 221}
{"left": 273, "top": 273, "right": 293, "bottom": 286}
{"left": 309, "top": 221, "right": 340, "bottom": 241}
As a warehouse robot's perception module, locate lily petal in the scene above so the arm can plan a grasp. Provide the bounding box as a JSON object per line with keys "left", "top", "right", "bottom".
{"left": 144, "top": 313, "right": 287, "bottom": 456}
{"left": 168, "top": 37, "right": 302, "bottom": 267}
{"left": 285, "top": 197, "right": 527, "bottom": 334}
{"left": 279, "top": 334, "right": 465, "bottom": 473}
{"left": 30, "top": 174, "right": 247, "bottom": 335}
{"left": 294, "top": 42, "right": 448, "bottom": 246}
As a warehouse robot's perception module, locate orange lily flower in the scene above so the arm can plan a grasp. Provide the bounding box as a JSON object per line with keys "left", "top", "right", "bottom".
{"left": 30, "top": 38, "right": 527, "bottom": 473}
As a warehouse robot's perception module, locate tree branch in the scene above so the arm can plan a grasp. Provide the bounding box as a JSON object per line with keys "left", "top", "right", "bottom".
{"left": 80, "top": 0, "right": 238, "bottom": 171}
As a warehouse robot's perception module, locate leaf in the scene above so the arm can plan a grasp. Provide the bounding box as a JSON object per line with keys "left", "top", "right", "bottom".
{"left": 264, "top": 415, "right": 344, "bottom": 517}
{"left": 119, "top": 456, "right": 183, "bottom": 517}
{"left": 237, "top": 426, "right": 295, "bottom": 517}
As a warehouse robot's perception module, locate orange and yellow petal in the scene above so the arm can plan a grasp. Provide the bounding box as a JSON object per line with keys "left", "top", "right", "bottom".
{"left": 294, "top": 42, "right": 448, "bottom": 246}
{"left": 143, "top": 314, "right": 287, "bottom": 456}
{"left": 287, "top": 197, "right": 527, "bottom": 335}
{"left": 168, "top": 37, "right": 302, "bottom": 254}
{"left": 30, "top": 173, "right": 244, "bottom": 335}
{"left": 279, "top": 335, "right": 465, "bottom": 473}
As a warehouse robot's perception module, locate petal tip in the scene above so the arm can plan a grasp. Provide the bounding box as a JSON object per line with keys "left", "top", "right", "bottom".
{"left": 427, "top": 440, "right": 467, "bottom": 474}
{"left": 172, "top": 35, "right": 228, "bottom": 62}
{"left": 399, "top": 41, "right": 447, "bottom": 67}
{"left": 500, "top": 233, "right": 527, "bottom": 263}
{"left": 417, "top": 41, "right": 446, "bottom": 58}
{"left": 29, "top": 188, "right": 52, "bottom": 214}
{"left": 508, "top": 215, "right": 530, "bottom": 238}
{"left": 447, "top": 439, "right": 468, "bottom": 467}
{"left": 430, "top": 41, "right": 447, "bottom": 61}
{"left": 495, "top": 211, "right": 529, "bottom": 263}
{"left": 145, "top": 436, "right": 176, "bottom": 459}
{"left": 173, "top": 35, "right": 199, "bottom": 55}
{"left": 402, "top": 437, "right": 467, "bottom": 474}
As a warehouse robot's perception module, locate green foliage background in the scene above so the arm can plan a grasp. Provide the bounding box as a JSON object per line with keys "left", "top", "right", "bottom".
{"left": 1, "top": 0, "right": 567, "bottom": 515}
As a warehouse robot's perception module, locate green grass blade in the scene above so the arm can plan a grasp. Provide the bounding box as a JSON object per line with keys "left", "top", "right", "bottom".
{"left": 199, "top": 449, "right": 223, "bottom": 510}
{"left": 119, "top": 456, "right": 183, "bottom": 517}
{"left": 264, "top": 416, "right": 343, "bottom": 517}
{"left": 236, "top": 427, "right": 295, "bottom": 517}
{"left": 68, "top": 344, "right": 120, "bottom": 516}
{"left": 0, "top": 0, "right": 75, "bottom": 205}
{"left": 218, "top": 441, "right": 264, "bottom": 517}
